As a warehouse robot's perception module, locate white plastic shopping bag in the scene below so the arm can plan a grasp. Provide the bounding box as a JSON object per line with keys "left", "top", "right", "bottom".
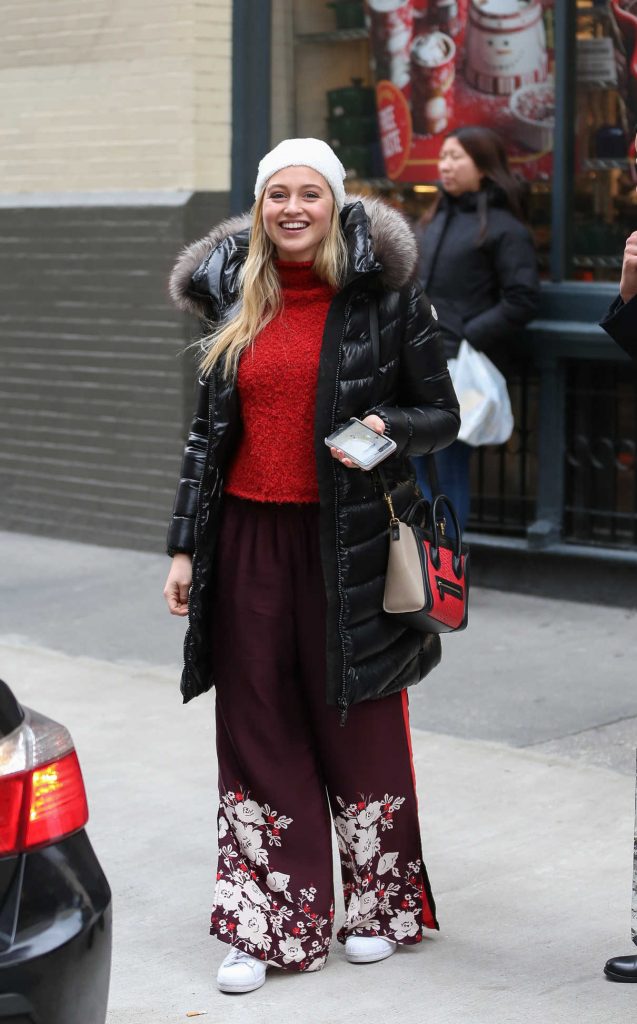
{"left": 447, "top": 340, "right": 514, "bottom": 447}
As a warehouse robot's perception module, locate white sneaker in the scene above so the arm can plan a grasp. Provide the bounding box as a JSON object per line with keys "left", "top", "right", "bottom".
{"left": 216, "top": 946, "right": 268, "bottom": 993}
{"left": 345, "top": 935, "right": 397, "bottom": 964}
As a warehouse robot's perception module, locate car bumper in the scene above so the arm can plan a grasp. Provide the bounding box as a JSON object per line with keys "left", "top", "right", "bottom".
{"left": 0, "top": 830, "right": 112, "bottom": 1024}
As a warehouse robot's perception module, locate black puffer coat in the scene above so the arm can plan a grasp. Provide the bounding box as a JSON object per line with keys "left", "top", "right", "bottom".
{"left": 167, "top": 196, "right": 460, "bottom": 714}
{"left": 416, "top": 184, "right": 539, "bottom": 363}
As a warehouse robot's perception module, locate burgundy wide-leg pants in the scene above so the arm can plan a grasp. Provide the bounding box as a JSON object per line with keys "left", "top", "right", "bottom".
{"left": 209, "top": 496, "right": 438, "bottom": 971}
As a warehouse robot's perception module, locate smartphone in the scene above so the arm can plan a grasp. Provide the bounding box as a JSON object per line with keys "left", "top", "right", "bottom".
{"left": 324, "top": 417, "right": 397, "bottom": 470}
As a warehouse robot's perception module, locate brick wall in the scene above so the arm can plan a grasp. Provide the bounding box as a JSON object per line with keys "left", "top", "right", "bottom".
{"left": 0, "top": 0, "right": 232, "bottom": 193}
{"left": 0, "top": 192, "right": 228, "bottom": 551}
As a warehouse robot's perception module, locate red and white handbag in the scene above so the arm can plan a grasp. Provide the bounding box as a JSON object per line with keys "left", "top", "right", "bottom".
{"left": 382, "top": 485, "right": 469, "bottom": 634}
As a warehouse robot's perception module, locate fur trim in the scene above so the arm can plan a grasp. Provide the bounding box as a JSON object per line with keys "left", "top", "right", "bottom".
{"left": 168, "top": 212, "right": 251, "bottom": 318}
{"left": 353, "top": 193, "right": 418, "bottom": 292}
{"left": 168, "top": 195, "right": 418, "bottom": 316}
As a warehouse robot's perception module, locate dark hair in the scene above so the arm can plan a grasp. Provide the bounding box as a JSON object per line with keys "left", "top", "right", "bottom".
{"left": 420, "top": 125, "right": 529, "bottom": 241}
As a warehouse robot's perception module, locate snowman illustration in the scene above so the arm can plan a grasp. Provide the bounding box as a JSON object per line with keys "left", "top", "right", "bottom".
{"left": 464, "top": 0, "right": 548, "bottom": 95}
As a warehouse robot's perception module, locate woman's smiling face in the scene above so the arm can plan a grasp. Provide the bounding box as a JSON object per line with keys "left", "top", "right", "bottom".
{"left": 261, "top": 166, "right": 334, "bottom": 262}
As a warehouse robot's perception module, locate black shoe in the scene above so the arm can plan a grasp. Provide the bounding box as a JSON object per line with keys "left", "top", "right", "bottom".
{"left": 604, "top": 954, "right": 637, "bottom": 981}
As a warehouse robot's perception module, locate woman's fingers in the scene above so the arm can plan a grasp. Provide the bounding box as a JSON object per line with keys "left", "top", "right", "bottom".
{"left": 163, "top": 579, "right": 190, "bottom": 616}
{"left": 329, "top": 446, "right": 355, "bottom": 469}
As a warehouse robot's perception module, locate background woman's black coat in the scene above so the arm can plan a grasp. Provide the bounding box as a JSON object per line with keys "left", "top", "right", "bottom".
{"left": 167, "top": 196, "right": 460, "bottom": 714}
{"left": 416, "top": 184, "right": 540, "bottom": 363}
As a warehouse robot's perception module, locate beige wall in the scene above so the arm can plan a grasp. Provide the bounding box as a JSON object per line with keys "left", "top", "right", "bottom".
{"left": 0, "top": 0, "right": 232, "bottom": 193}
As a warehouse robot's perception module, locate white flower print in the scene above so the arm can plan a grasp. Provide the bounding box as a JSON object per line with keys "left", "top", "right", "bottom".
{"left": 346, "top": 893, "right": 360, "bottom": 924}
{"left": 213, "top": 787, "right": 333, "bottom": 971}
{"left": 347, "top": 889, "right": 378, "bottom": 928}
{"left": 357, "top": 801, "right": 381, "bottom": 827}
{"left": 389, "top": 910, "right": 419, "bottom": 940}
{"left": 352, "top": 825, "right": 380, "bottom": 866}
{"left": 234, "top": 799, "right": 265, "bottom": 826}
{"left": 237, "top": 907, "right": 270, "bottom": 949}
{"left": 242, "top": 878, "right": 269, "bottom": 906}
{"left": 335, "top": 816, "right": 357, "bottom": 843}
{"left": 377, "top": 851, "right": 400, "bottom": 876}
{"left": 358, "top": 891, "right": 378, "bottom": 917}
{"left": 306, "top": 954, "right": 327, "bottom": 972}
{"left": 279, "top": 935, "right": 306, "bottom": 964}
{"left": 333, "top": 790, "right": 435, "bottom": 948}
{"left": 267, "top": 871, "right": 291, "bottom": 893}
{"left": 236, "top": 823, "right": 264, "bottom": 863}
{"left": 214, "top": 879, "right": 241, "bottom": 913}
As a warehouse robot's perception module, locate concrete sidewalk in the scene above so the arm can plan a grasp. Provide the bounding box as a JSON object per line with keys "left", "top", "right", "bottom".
{"left": 1, "top": 529, "right": 635, "bottom": 1023}
{"left": 1, "top": 640, "right": 634, "bottom": 1024}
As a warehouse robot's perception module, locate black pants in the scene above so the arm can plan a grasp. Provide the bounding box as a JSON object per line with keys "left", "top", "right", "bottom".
{"left": 210, "top": 495, "right": 438, "bottom": 971}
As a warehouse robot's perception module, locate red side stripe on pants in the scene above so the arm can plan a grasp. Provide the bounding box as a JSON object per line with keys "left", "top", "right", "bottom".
{"left": 401, "top": 689, "right": 438, "bottom": 931}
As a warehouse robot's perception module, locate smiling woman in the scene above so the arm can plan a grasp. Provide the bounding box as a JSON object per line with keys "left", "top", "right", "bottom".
{"left": 163, "top": 136, "right": 460, "bottom": 995}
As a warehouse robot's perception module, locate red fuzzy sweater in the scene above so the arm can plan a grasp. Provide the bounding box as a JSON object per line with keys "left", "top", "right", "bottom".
{"left": 224, "top": 261, "right": 335, "bottom": 503}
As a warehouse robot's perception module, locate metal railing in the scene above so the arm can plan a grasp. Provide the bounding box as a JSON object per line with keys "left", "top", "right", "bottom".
{"left": 467, "top": 321, "right": 637, "bottom": 553}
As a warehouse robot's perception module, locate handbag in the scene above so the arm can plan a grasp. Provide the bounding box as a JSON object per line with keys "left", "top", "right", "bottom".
{"left": 381, "top": 483, "right": 469, "bottom": 634}
{"left": 367, "top": 296, "right": 469, "bottom": 634}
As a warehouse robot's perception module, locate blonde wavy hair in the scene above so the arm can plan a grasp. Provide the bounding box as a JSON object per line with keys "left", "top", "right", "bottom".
{"left": 199, "top": 188, "right": 349, "bottom": 378}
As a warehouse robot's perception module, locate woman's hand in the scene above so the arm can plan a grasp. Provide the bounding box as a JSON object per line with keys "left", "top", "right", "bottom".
{"left": 163, "top": 553, "right": 193, "bottom": 616}
{"left": 329, "top": 414, "right": 385, "bottom": 470}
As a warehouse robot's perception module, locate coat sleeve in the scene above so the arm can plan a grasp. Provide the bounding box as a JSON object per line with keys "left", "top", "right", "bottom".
{"left": 599, "top": 294, "right": 637, "bottom": 361}
{"left": 367, "top": 285, "right": 460, "bottom": 457}
{"left": 166, "top": 376, "right": 211, "bottom": 555}
{"left": 463, "top": 221, "right": 539, "bottom": 351}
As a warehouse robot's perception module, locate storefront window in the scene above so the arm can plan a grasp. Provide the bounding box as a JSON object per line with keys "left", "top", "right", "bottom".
{"left": 290, "top": 1, "right": 637, "bottom": 281}
{"left": 292, "top": 2, "right": 557, "bottom": 264}
{"left": 573, "top": 0, "right": 637, "bottom": 281}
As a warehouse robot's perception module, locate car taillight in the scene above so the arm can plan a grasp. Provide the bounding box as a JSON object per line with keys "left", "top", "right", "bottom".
{"left": 0, "top": 708, "right": 89, "bottom": 855}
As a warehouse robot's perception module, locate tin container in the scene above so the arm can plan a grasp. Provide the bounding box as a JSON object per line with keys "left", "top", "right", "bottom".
{"left": 410, "top": 31, "right": 456, "bottom": 136}
{"left": 464, "top": 0, "right": 548, "bottom": 96}
{"left": 367, "top": 0, "right": 414, "bottom": 89}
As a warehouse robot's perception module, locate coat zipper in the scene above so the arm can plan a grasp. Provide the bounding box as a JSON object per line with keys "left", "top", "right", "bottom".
{"left": 332, "top": 301, "right": 352, "bottom": 727}
{"left": 182, "top": 374, "right": 217, "bottom": 692}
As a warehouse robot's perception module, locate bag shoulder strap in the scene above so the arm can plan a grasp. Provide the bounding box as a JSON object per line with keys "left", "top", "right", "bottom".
{"left": 368, "top": 294, "right": 440, "bottom": 497}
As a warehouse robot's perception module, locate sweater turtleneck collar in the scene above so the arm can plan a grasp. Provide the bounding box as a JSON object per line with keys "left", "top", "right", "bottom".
{"left": 275, "top": 258, "right": 331, "bottom": 292}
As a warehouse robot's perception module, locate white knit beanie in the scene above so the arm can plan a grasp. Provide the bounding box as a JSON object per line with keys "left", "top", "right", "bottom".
{"left": 254, "top": 138, "right": 347, "bottom": 211}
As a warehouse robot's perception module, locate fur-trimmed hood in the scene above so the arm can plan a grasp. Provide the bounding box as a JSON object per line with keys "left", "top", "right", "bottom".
{"left": 169, "top": 194, "right": 418, "bottom": 319}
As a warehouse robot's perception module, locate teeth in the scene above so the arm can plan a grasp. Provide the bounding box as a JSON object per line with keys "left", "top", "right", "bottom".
{"left": 280, "top": 222, "right": 308, "bottom": 229}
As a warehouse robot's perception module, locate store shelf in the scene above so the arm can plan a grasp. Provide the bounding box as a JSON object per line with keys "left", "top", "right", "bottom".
{"left": 345, "top": 175, "right": 395, "bottom": 190}
{"left": 582, "top": 158, "right": 630, "bottom": 171}
{"left": 295, "top": 27, "right": 369, "bottom": 45}
{"left": 573, "top": 255, "right": 623, "bottom": 268}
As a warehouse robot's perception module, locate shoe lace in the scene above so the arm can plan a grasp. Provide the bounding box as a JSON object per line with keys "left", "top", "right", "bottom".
{"left": 225, "top": 946, "right": 258, "bottom": 967}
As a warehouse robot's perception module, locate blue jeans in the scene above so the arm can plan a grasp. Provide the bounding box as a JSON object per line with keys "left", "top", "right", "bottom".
{"left": 413, "top": 441, "right": 472, "bottom": 535}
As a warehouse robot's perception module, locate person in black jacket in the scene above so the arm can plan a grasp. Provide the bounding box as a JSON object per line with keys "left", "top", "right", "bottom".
{"left": 162, "top": 138, "right": 459, "bottom": 993}
{"left": 600, "top": 228, "right": 637, "bottom": 983}
{"left": 413, "top": 125, "right": 540, "bottom": 528}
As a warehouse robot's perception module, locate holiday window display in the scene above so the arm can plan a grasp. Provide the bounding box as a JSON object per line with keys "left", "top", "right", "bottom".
{"left": 366, "top": 0, "right": 555, "bottom": 182}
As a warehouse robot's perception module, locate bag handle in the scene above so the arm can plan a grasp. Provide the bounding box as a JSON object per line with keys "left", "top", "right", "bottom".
{"left": 368, "top": 295, "right": 440, "bottom": 497}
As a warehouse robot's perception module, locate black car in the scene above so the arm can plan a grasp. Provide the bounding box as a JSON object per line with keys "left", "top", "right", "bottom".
{"left": 0, "top": 679, "right": 111, "bottom": 1023}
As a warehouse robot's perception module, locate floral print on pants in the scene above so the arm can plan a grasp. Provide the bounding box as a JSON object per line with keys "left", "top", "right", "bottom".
{"left": 211, "top": 788, "right": 332, "bottom": 971}
{"left": 334, "top": 793, "right": 427, "bottom": 944}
